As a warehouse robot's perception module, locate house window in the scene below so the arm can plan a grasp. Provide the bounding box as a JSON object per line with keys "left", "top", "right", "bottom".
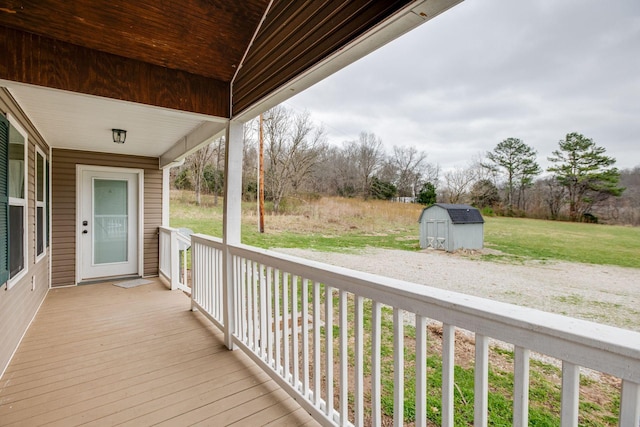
{"left": 7, "top": 117, "right": 28, "bottom": 288}
{"left": 35, "top": 147, "right": 47, "bottom": 260}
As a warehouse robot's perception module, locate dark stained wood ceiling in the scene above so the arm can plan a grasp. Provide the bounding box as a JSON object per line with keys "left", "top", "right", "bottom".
{"left": 0, "top": 0, "right": 268, "bottom": 82}
{"left": 0, "top": 0, "right": 423, "bottom": 119}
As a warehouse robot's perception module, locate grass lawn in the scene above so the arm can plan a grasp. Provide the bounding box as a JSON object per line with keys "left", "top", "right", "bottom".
{"left": 170, "top": 191, "right": 640, "bottom": 269}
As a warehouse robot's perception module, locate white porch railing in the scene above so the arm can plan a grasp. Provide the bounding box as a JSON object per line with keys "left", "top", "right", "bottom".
{"left": 189, "top": 233, "right": 640, "bottom": 427}
{"left": 158, "top": 226, "right": 191, "bottom": 293}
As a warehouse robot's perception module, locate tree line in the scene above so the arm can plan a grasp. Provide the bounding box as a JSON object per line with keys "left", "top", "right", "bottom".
{"left": 172, "top": 105, "right": 639, "bottom": 225}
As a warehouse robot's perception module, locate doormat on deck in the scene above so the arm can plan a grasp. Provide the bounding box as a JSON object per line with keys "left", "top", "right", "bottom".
{"left": 113, "top": 279, "right": 152, "bottom": 289}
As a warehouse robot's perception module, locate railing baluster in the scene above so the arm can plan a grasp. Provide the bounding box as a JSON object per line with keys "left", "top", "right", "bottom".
{"left": 274, "top": 268, "right": 281, "bottom": 373}
{"left": 415, "top": 315, "right": 427, "bottom": 427}
{"left": 238, "top": 256, "right": 245, "bottom": 341}
{"left": 246, "top": 260, "right": 253, "bottom": 349}
{"left": 339, "top": 290, "right": 348, "bottom": 426}
{"left": 313, "top": 281, "right": 321, "bottom": 407}
{"left": 514, "top": 346, "right": 530, "bottom": 427}
{"left": 325, "top": 286, "right": 334, "bottom": 418}
{"left": 190, "top": 241, "right": 197, "bottom": 310}
{"left": 475, "top": 334, "right": 489, "bottom": 427}
{"left": 253, "top": 261, "right": 259, "bottom": 353}
{"left": 169, "top": 229, "right": 179, "bottom": 290}
{"left": 214, "top": 246, "right": 219, "bottom": 316}
{"left": 217, "top": 248, "right": 223, "bottom": 320}
{"left": 619, "top": 380, "right": 640, "bottom": 427}
{"left": 354, "top": 295, "right": 364, "bottom": 427}
{"left": 292, "top": 275, "right": 300, "bottom": 389}
{"left": 282, "top": 272, "right": 290, "bottom": 382}
{"left": 393, "top": 307, "right": 404, "bottom": 427}
{"left": 201, "top": 245, "right": 207, "bottom": 312}
{"left": 209, "top": 246, "right": 213, "bottom": 313}
{"left": 302, "top": 278, "right": 310, "bottom": 397}
{"left": 561, "top": 361, "right": 580, "bottom": 427}
{"left": 372, "top": 301, "right": 382, "bottom": 427}
{"left": 181, "top": 247, "right": 187, "bottom": 288}
{"left": 207, "top": 246, "right": 212, "bottom": 314}
{"left": 266, "top": 266, "right": 274, "bottom": 366}
{"left": 442, "top": 323, "right": 455, "bottom": 427}
{"left": 260, "top": 263, "right": 267, "bottom": 360}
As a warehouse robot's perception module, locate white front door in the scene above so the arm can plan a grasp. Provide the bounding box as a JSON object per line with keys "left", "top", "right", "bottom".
{"left": 79, "top": 168, "right": 139, "bottom": 281}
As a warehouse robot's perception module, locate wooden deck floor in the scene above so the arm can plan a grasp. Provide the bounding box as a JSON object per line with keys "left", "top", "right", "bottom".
{"left": 0, "top": 279, "right": 318, "bottom": 426}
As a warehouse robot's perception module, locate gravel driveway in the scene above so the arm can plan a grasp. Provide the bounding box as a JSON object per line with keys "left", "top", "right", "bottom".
{"left": 275, "top": 247, "right": 640, "bottom": 332}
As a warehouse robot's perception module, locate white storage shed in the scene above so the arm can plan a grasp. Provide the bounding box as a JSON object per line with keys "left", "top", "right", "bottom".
{"left": 418, "top": 203, "right": 484, "bottom": 252}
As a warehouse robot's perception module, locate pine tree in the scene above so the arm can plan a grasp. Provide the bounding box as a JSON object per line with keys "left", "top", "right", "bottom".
{"left": 547, "top": 132, "right": 624, "bottom": 221}
{"left": 485, "top": 138, "right": 541, "bottom": 213}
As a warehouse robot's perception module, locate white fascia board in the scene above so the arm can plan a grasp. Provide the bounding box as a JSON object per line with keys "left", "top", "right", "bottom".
{"left": 160, "top": 120, "right": 227, "bottom": 168}
{"left": 233, "top": 0, "right": 464, "bottom": 122}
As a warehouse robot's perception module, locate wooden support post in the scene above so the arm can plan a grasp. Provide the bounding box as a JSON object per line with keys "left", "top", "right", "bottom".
{"left": 162, "top": 167, "right": 170, "bottom": 227}
{"left": 223, "top": 120, "right": 244, "bottom": 350}
{"left": 258, "top": 113, "right": 265, "bottom": 233}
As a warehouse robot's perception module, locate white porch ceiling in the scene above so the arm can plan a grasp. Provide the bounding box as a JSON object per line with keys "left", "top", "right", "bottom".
{"left": 4, "top": 82, "right": 226, "bottom": 162}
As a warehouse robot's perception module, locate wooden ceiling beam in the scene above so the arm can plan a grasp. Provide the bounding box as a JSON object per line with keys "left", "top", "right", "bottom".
{"left": 0, "top": 26, "right": 230, "bottom": 118}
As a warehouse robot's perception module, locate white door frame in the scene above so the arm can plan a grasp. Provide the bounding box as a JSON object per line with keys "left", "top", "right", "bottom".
{"left": 76, "top": 165, "right": 144, "bottom": 284}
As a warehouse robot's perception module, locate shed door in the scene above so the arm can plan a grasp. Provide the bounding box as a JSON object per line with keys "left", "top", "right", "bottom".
{"left": 427, "top": 220, "right": 448, "bottom": 250}
{"left": 79, "top": 169, "right": 139, "bottom": 281}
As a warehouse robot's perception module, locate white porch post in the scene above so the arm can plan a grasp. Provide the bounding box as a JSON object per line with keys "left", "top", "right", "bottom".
{"left": 222, "top": 120, "right": 243, "bottom": 350}
{"left": 162, "top": 167, "right": 171, "bottom": 226}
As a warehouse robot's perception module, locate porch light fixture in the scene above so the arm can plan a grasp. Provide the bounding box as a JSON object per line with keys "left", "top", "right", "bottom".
{"left": 112, "top": 128, "right": 127, "bottom": 144}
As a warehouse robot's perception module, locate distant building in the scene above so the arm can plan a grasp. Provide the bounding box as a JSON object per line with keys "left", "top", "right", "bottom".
{"left": 393, "top": 197, "right": 416, "bottom": 203}
{"left": 418, "top": 204, "right": 484, "bottom": 252}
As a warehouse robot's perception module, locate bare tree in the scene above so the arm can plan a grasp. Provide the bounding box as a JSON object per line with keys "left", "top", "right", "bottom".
{"left": 263, "top": 106, "right": 326, "bottom": 213}
{"left": 185, "top": 142, "right": 215, "bottom": 205}
{"left": 390, "top": 146, "right": 429, "bottom": 197}
{"left": 441, "top": 166, "right": 476, "bottom": 204}
{"left": 209, "top": 136, "right": 225, "bottom": 207}
{"left": 543, "top": 177, "right": 566, "bottom": 220}
{"left": 289, "top": 122, "right": 327, "bottom": 194}
{"left": 242, "top": 121, "right": 258, "bottom": 201}
{"left": 317, "top": 145, "right": 357, "bottom": 197}
{"left": 343, "top": 132, "right": 384, "bottom": 199}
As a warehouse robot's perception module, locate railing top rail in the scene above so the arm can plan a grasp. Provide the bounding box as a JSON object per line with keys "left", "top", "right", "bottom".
{"left": 192, "top": 233, "right": 223, "bottom": 246}
{"left": 219, "top": 242, "right": 640, "bottom": 382}
{"left": 160, "top": 226, "right": 193, "bottom": 245}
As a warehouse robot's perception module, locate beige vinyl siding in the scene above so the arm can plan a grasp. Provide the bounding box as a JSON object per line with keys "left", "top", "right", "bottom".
{"left": 51, "top": 149, "right": 162, "bottom": 287}
{"left": 0, "top": 88, "right": 50, "bottom": 377}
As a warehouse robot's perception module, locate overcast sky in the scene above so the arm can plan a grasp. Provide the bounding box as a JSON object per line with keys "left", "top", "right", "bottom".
{"left": 286, "top": 0, "right": 640, "bottom": 173}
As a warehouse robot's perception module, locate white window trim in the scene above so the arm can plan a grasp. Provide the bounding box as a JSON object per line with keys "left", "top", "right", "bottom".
{"left": 35, "top": 146, "right": 47, "bottom": 263}
{"left": 7, "top": 113, "right": 28, "bottom": 290}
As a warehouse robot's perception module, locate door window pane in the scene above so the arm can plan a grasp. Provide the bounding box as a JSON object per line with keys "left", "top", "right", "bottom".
{"left": 94, "top": 179, "right": 128, "bottom": 264}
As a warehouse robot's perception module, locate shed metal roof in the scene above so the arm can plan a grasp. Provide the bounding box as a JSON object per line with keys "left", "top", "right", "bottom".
{"left": 421, "top": 203, "right": 485, "bottom": 224}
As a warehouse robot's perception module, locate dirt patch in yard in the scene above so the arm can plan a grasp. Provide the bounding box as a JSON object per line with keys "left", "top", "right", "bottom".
{"left": 275, "top": 247, "right": 640, "bottom": 332}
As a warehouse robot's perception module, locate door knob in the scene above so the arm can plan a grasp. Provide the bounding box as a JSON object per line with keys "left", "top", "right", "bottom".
{"left": 83, "top": 230, "right": 88, "bottom": 234}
